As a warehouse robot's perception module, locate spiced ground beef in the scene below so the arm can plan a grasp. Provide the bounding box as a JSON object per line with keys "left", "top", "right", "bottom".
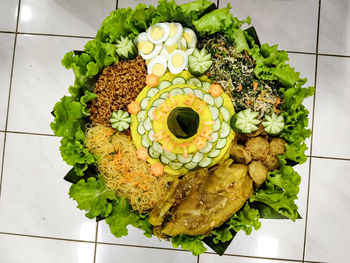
{"left": 90, "top": 55, "right": 147, "bottom": 126}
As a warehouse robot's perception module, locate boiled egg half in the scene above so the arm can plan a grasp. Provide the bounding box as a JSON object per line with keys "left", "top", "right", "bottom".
{"left": 147, "top": 23, "right": 170, "bottom": 44}
{"left": 136, "top": 32, "right": 162, "bottom": 60}
{"left": 165, "top": 23, "right": 183, "bottom": 46}
{"left": 168, "top": 50, "right": 187, "bottom": 74}
{"left": 183, "top": 28, "right": 197, "bottom": 49}
{"left": 148, "top": 56, "right": 168, "bottom": 77}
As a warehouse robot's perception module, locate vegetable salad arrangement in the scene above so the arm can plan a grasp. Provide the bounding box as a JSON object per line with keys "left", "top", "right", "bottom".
{"left": 51, "top": 0, "right": 314, "bottom": 256}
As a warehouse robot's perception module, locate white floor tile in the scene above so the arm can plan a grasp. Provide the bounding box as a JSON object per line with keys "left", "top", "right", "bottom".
{"left": 0, "top": 234, "right": 95, "bottom": 263}
{"left": 224, "top": 159, "right": 309, "bottom": 260}
{"left": 18, "top": 0, "right": 115, "bottom": 37}
{"left": 0, "top": 134, "right": 96, "bottom": 241}
{"left": 312, "top": 56, "right": 350, "bottom": 159}
{"left": 319, "top": 0, "right": 350, "bottom": 56}
{"left": 95, "top": 243, "right": 196, "bottom": 263}
{"left": 200, "top": 254, "right": 301, "bottom": 263}
{"left": 0, "top": 0, "right": 19, "bottom": 31}
{"left": 305, "top": 158, "right": 350, "bottom": 263}
{"left": 7, "top": 35, "right": 86, "bottom": 135}
{"left": 118, "top": 0, "right": 215, "bottom": 9}
{"left": 0, "top": 33, "right": 15, "bottom": 130}
{"left": 220, "top": 0, "right": 318, "bottom": 53}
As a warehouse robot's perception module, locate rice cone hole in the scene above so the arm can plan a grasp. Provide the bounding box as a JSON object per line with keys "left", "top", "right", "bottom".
{"left": 85, "top": 125, "right": 171, "bottom": 213}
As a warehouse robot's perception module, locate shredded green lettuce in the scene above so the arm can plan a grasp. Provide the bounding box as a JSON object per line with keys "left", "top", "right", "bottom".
{"left": 171, "top": 235, "right": 207, "bottom": 256}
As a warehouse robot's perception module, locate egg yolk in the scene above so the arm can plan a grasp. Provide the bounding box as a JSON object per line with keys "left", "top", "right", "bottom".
{"left": 183, "top": 32, "right": 193, "bottom": 45}
{"left": 152, "top": 63, "right": 166, "bottom": 76}
{"left": 165, "top": 43, "right": 178, "bottom": 54}
{"left": 171, "top": 53, "right": 184, "bottom": 68}
{"left": 150, "top": 26, "right": 164, "bottom": 40}
{"left": 138, "top": 41, "right": 154, "bottom": 55}
{"left": 169, "top": 23, "right": 178, "bottom": 38}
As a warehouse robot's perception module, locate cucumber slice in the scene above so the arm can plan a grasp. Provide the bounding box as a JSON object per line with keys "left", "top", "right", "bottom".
{"left": 172, "top": 77, "right": 186, "bottom": 85}
{"left": 152, "top": 98, "right": 165, "bottom": 108}
{"left": 148, "top": 147, "right": 160, "bottom": 159}
{"left": 137, "top": 110, "right": 146, "bottom": 122}
{"left": 177, "top": 154, "right": 193, "bottom": 164}
{"left": 213, "top": 119, "right": 221, "bottom": 132}
{"left": 199, "top": 142, "right": 213, "bottom": 153}
{"left": 220, "top": 122, "right": 231, "bottom": 138}
{"left": 158, "top": 80, "right": 172, "bottom": 90}
{"left": 262, "top": 113, "right": 285, "bottom": 135}
{"left": 163, "top": 150, "right": 176, "bottom": 161}
{"left": 137, "top": 121, "right": 146, "bottom": 135}
{"left": 183, "top": 87, "right": 194, "bottom": 95}
{"left": 209, "top": 106, "right": 219, "bottom": 120}
{"left": 116, "top": 36, "right": 137, "bottom": 60}
{"left": 169, "top": 88, "right": 184, "bottom": 96}
{"left": 209, "top": 131, "right": 219, "bottom": 143}
{"left": 184, "top": 162, "right": 198, "bottom": 170}
{"left": 192, "top": 152, "right": 204, "bottom": 163}
{"left": 193, "top": 89, "right": 204, "bottom": 99}
{"left": 202, "top": 81, "right": 211, "bottom": 92}
{"left": 203, "top": 94, "right": 214, "bottom": 106}
{"left": 232, "top": 109, "right": 260, "bottom": 133}
{"left": 160, "top": 92, "right": 169, "bottom": 99}
{"left": 148, "top": 130, "right": 155, "bottom": 142}
{"left": 160, "top": 155, "right": 170, "bottom": 165}
{"left": 187, "top": 78, "right": 202, "bottom": 87}
{"left": 147, "top": 88, "right": 159, "bottom": 97}
{"left": 188, "top": 48, "right": 213, "bottom": 77}
{"left": 215, "top": 96, "right": 223, "bottom": 108}
{"left": 140, "top": 98, "right": 150, "bottom": 110}
{"left": 198, "top": 156, "right": 212, "bottom": 168}
{"left": 220, "top": 107, "right": 230, "bottom": 122}
{"left": 208, "top": 149, "right": 220, "bottom": 158}
{"left": 141, "top": 134, "right": 150, "bottom": 148}
{"left": 168, "top": 161, "right": 183, "bottom": 170}
{"left": 143, "top": 117, "right": 152, "bottom": 131}
{"left": 152, "top": 141, "right": 164, "bottom": 154}
{"left": 216, "top": 138, "right": 227, "bottom": 149}
{"left": 147, "top": 107, "right": 156, "bottom": 121}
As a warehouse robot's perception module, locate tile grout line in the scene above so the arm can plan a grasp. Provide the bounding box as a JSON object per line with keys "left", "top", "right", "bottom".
{"left": 217, "top": 0, "right": 220, "bottom": 8}
{"left": 93, "top": 223, "right": 99, "bottom": 263}
{"left": 5, "top": 130, "right": 56, "bottom": 137}
{"left": 197, "top": 254, "right": 200, "bottom": 263}
{"left": 116, "top": 0, "right": 118, "bottom": 9}
{"left": 0, "top": 0, "right": 21, "bottom": 200}
{"left": 208, "top": 251, "right": 305, "bottom": 262}
{"left": 302, "top": 0, "right": 322, "bottom": 262}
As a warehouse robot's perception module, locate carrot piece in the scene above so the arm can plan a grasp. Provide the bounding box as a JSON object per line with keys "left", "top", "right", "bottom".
{"left": 127, "top": 101, "right": 141, "bottom": 114}
{"left": 237, "top": 84, "right": 243, "bottom": 92}
{"left": 209, "top": 83, "right": 223, "bottom": 97}
{"left": 274, "top": 97, "right": 281, "bottom": 108}
{"left": 253, "top": 81, "right": 258, "bottom": 91}
{"left": 137, "top": 147, "right": 149, "bottom": 161}
{"left": 146, "top": 74, "right": 159, "bottom": 88}
{"left": 151, "top": 163, "right": 164, "bottom": 177}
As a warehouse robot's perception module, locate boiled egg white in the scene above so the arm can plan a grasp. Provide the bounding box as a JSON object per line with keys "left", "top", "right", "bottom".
{"left": 165, "top": 23, "right": 183, "bottom": 46}
{"left": 183, "top": 28, "right": 197, "bottom": 49}
{"left": 147, "top": 23, "right": 170, "bottom": 44}
{"left": 168, "top": 50, "right": 187, "bottom": 74}
{"left": 147, "top": 56, "right": 168, "bottom": 77}
{"left": 135, "top": 32, "right": 161, "bottom": 60}
{"left": 180, "top": 37, "right": 187, "bottom": 51}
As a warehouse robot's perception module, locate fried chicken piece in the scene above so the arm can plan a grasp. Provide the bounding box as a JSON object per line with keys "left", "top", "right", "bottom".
{"left": 246, "top": 124, "right": 268, "bottom": 138}
{"left": 263, "top": 154, "right": 279, "bottom": 171}
{"left": 269, "top": 138, "right": 286, "bottom": 156}
{"left": 230, "top": 143, "right": 252, "bottom": 164}
{"left": 245, "top": 136, "right": 270, "bottom": 160}
{"left": 248, "top": 160, "right": 268, "bottom": 187}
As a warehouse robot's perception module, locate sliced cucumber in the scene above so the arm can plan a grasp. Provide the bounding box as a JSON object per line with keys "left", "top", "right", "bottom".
{"left": 187, "top": 78, "right": 202, "bottom": 87}
{"left": 140, "top": 98, "right": 150, "bottom": 110}
{"left": 172, "top": 77, "right": 186, "bottom": 85}
{"left": 168, "top": 161, "right": 183, "bottom": 170}
{"left": 220, "top": 122, "right": 231, "bottom": 138}
{"left": 188, "top": 48, "right": 213, "bottom": 77}
{"left": 193, "top": 89, "right": 204, "bottom": 99}
{"left": 152, "top": 98, "right": 165, "bottom": 108}
{"left": 137, "top": 121, "right": 146, "bottom": 135}
{"left": 209, "top": 131, "right": 219, "bottom": 143}
{"left": 148, "top": 147, "right": 160, "bottom": 159}
{"left": 163, "top": 150, "right": 176, "bottom": 161}
{"left": 232, "top": 109, "right": 260, "bottom": 134}
{"left": 147, "top": 107, "right": 156, "bottom": 121}
{"left": 208, "top": 149, "right": 220, "bottom": 158}
{"left": 169, "top": 88, "right": 184, "bottom": 96}
{"left": 177, "top": 154, "right": 193, "bottom": 164}
{"left": 158, "top": 80, "right": 172, "bottom": 90}
{"left": 152, "top": 141, "right": 164, "bottom": 154}
{"left": 202, "top": 81, "right": 211, "bottom": 92}
{"left": 147, "top": 88, "right": 159, "bottom": 97}
{"left": 215, "top": 96, "right": 223, "bottom": 108}
{"left": 148, "top": 130, "right": 155, "bottom": 142}
{"left": 262, "top": 113, "right": 285, "bottom": 135}
{"left": 192, "top": 152, "right": 204, "bottom": 163}
{"left": 213, "top": 119, "right": 221, "bottom": 132}
{"left": 209, "top": 106, "right": 219, "bottom": 120}
{"left": 183, "top": 87, "right": 194, "bottom": 95}
{"left": 160, "top": 92, "right": 169, "bottom": 99}
{"left": 216, "top": 138, "right": 227, "bottom": 149}
{"left": 199, "top": 142, "right": 213, "bottom": 153}
{"left": 198, "top": 156, "right": 212, "bottom": 168}
{"left": 184, "top": 162, "right": 198, "bottom": 170}
{"left": 160, "top": 155, "right": 170, "bottom": 165}
{"left": 220, "top": 107, "right": 230, "bottom": 122}
{"left": 137, "top": 110, "right": 146, "bottom": 122}
{"left": 141, "top": 134, "right": 150, "bottom": 148}
{"left": 203, "top": 94, "right": 214, "bottom": 106}
{"left": 116, "top": 36, "right": 137, "bottom": 60}
{"left": 143, "top": 117, "right": 152, "bottom": 131}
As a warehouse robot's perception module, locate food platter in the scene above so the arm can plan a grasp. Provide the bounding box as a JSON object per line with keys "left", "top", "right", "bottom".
{"left": 51, "top": 0, "right": 314, "bottom": 256}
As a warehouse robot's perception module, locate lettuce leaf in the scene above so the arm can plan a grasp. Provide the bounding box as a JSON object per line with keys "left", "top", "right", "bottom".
{"left": 171, "top": 235, "right": 206, "bottom": 256}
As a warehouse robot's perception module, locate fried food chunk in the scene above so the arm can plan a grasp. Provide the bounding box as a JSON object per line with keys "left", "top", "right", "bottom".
{"left": 230, "top": 143, "right": 252, "bottom": 164}
{"left": 246, "top": 124, "right": 268, "bottom": 138}
{"left": 269, "top": 138, "right": 286, "bottom": 156}
{"left": 248, "top": 161, "right": 268, "bottom": 187}
{"left": 245, "top": 136, "right": 269, "bottom": 160}
{"left": 263, "top": 154, "right": 279, "bottom": 171}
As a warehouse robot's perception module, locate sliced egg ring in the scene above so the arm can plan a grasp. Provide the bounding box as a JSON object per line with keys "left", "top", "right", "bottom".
{"left": 147, "top": 23, "right": 170, "bottom": 44}
{"left": 183, "top": 28, "right": 197, "bottom": 49}
{"left": 147, "top": 56, "right": 167, "bottom": 77}
{"left": 168, "top": 50, "right": 187, "bottom": 74}
{"left": 165, "top": 23, "right": 183, "bottom": 46}
{"left": 136, "top": 32, "right": 162, "bottom": 60}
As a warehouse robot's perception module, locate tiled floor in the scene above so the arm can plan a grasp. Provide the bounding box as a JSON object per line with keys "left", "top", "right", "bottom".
{"left": 0, "top": 0, "right": 349, "bottom": 263}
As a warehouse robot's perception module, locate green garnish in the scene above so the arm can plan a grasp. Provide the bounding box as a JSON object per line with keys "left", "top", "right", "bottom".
{"left": 116, "top": 36, "right": 137, "bottom": 60}
{"left": 262, "top": 113, "right": 285, "bottom": 135}
{"left": 188, "top": 48, "right": 213, "bottom": 77}
{"left": 232, "top": 109, "right": 260, "bottom": 133}
{"left": 110, "top": 110, "right": 131, "bottom": 131}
